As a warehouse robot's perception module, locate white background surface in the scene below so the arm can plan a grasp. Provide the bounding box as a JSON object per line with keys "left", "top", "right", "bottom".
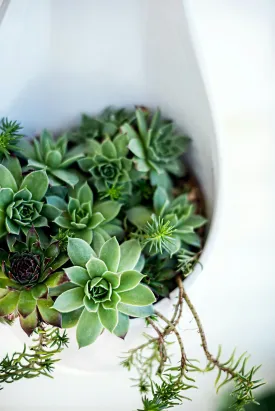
{"left": 0, "top": 1, "right": 273, "bottom": 410}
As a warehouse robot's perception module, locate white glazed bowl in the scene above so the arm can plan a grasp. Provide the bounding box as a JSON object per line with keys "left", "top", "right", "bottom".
{"left": 0, "top": 0, "right": 220, "bottom": 372}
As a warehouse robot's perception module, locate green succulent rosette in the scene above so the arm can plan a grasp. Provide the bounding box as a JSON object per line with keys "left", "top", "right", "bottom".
{"left": 78, "top": 134, "right": 132, "bottom": 192}
{"left": 19, "top": 130, "right": 84, "bottom": 187}
{"left": 70, "top": 107, "right": 135, "bottom": 142}
{"left": 53, "top": 237, "right": 156, "bottom": 347}
{"left": 121, "top": 108, "right": 190, "bottom": 188}
{"left": 0, "top": 158, "right": 59, "bottom": 237}
{"left": 0, "top": 229, "right": 69, "bottom": 335}
{"left": 49, "top": 182, "right": 123, "bottom": 244}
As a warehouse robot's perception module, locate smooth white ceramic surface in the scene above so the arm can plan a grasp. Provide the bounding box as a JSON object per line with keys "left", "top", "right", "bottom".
{"left": 0, "top": 0, "right": 219, "bottom": 373}
{"left": 0, "top": 1, "right": 273, "bottom": 410}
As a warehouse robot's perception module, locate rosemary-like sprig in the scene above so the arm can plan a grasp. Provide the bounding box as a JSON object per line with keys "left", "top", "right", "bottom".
{"left": 0, "top": 325, "right": 69, "bottom": 389}
{"left": 121, "top": 276, "right": 265, "bottom": 411}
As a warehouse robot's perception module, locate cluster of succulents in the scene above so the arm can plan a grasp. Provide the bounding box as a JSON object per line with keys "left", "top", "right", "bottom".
{"left": 0, "top": 107, "right": 206, "bottom": 348}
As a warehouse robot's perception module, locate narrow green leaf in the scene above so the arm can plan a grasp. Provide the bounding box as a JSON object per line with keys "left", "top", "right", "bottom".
{"left": 117, "top": 302, "right": 154, "bottom": 318}
{"left": 118, "top": 239, "right": 141, "bottom": 272}
{"left": 98, "top": 305, "right": 118, "bottom": 332}
{"left": 99, "top": 237, "right": 120, "bottom": 272}
{"left": 53, "top": 287, "right": 85, "bottom": 313}
{"left": 64, "top": 266, "right": 89, "bottom": 287}
{"left": 20, "top": 170, "right": 48, "bottom": 201}
{"left": 116, "top": 270, "right": 144, "bottom": 292}
{"left": 68, "top": 237, "right": 95, "bottom": 267}
{"left": 76, "top": 309, "right": 103, "bottom": 348}
{"left": 119, "top": 284, "right": 156, "bottom": 306}
{"left": 17, "top": 290, "right": 36, "bottom": 318}
{"left": 113, "top": 312, "right": 129, "bottom": 338}
{"left": 0, "top": 165, "right": 17, "bottom": 191}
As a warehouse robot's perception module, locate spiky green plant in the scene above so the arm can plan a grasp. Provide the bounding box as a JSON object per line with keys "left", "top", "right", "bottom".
{"left": 0, "top": 228, "right": 68, "bottom": 335}
{"left": 53, "top": 237, "right": 155, "bottom": 347}
{"left": 0, "top": 118, "right": 23, "bottom": 159}
{"left": 19, "top": 130, "right": 84, "bottom": 186}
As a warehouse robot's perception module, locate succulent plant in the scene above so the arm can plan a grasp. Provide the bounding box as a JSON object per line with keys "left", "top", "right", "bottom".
{"left": 70, "top": 107, "right": 135, "bottom": 142}
{"left": 121, "top": 108, "right": 190, "bottom": 188}
{"left": 0, "top": 158, "right": 59, "bottom": 237}
{"left": 19, "top": 130, "right": 84, "bottom": 187}
{"left": 53, "top": 237, "right": 155, "bottom": 347}
{"left": 49, "top": 182, "right": 123, "bottom": 244}
{"left": 127, "top": 186, "right": 207, "bottom": 255}
{"left": 0, "top": 118, "right": 23, "bottom": 159}
{"left": 0, "top": 229, "right": 69, "bottom": 335}
{"left": 78, "top": 134, "right": 132, "bottom": 192}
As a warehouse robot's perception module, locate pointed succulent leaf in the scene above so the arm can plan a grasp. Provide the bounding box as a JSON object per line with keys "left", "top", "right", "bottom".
{"left": 20, "top": 309, "right": 38, "bottom": 336}
{"left": 20, "top": 170, "right": 48, "bottom": 201}
{"left": 113, "top": 312, "right": 129, "bottom": 339}
{"left": 68, "top": 237, "right": 96, "bottom": 267}
{"left": 93, "top": 200, "right": 121, "bottom": 223}
{"left": 101, "top": 139, "right": 117, "bottom": 159}
{"left": 51, "top": 169, "right": 79, "bottom": 187}
{"left": 181, "top": 232, "right": 201, "bottom": 247}
{"left": 102, "top": 291, "right": 120, "bottom": 310}
{"left": 5, "top": 218, "right": 20, "bottom": 235}
{"left": 184, "top": 215, "right": 207, "bottom": 228}
{"left": 134, "top": 254, "right": 145, "bottom": 272}
{"left": 76, "top": 308, "right": 103, "bottom": 348}
{"left": 64, "top": 266, "right": 90, "bottom": 287}
{"left": 153, "top": 186, "right": 169, "bottom": 216}
{"left": 119, "top": 284, "right": 156, "bottom": 306}
{"left": 46, "top": 195, "right": 67, "bottom": 210}
{"left": 98, "top": 305, "right": 118, "bottom": 332}
{"left": 99, "top": 237, "right": 120, "bottom": 272}
{"left": 42, "top": 203, "right": 62, "bottom": 220}
{"left": 127, "top": 206, "right": 152, "bottom": 228}
{"left": 53, "top": 287, "right": 85, "bottom": 312}
{"left": 89, "top": 212, "right": 105, "bottom": 229}
{"left": 44, "top": 271, "right": 68, "bottom": 288}
{"left": 117, "top": 302, "right": 154, "bottom": 318}
{"left": 31, "top": 284, "right": 48, "bottom": 300}
{"left": 118, "top": 239, "right": 141, "bottom": 272}
{"left": 116, "top": 270, "right": 144, "bottom": 293}
{"left": 0, "top": 291, "right": 20, "bottom": 316}
{"left": 2, "top": 157, "right": 22, "bottom": 187}
{"left": 77, "top": 182, "right": 93, "bottom": 204}
{"left": 135, "top": 158, "right": 150, "bottom": 172}
{"left": 0, "top": 165, "right": 18, "bottom": 191}
{"left": 102, "top": 271, "right": 120, "bottom": 288}
{"left": 120, "top": 123, "right": 138, "bottom": 140}
{"left": 17, "top": 290, "right": 36, "bottom": 318}
{"left": 83, "top": 296, "right": 98, "bottom": 312}
{"left": 54, "top": 215, "right": 71, "bottom": 228}
{"left": 0, "top": 188, "right": 13, "bottom": 208}
{"left": 62, "top": 307, "right": 83, "bottom": 329}
{"left": 37, "top": 297, "right": 61, "bottom": 327}
{"left": 128, "top": 138, "right": 146, "bottom": 159}
{"left": 113, "top": 133, "right": 129, "bottom": 157}
{"left": 92, "top": 231, "right": 106, "bottom": 255}
{"left": 86, "top": 257, "right": 107, "bottom": 279}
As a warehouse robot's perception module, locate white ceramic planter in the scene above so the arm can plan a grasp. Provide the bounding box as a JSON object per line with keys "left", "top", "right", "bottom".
{"left": 0, "top": 0, "right": 220, "bottom": 372}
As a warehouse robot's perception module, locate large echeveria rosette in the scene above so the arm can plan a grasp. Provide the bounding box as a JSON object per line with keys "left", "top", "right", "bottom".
{"left": 0, "top": 158, "right": 59, "bottom": 237}
{"left": 0, "top": 229, "right": 69, "bottom": 335}
{"left": 53, "top": 237, "right": 156, "bottom": 347}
